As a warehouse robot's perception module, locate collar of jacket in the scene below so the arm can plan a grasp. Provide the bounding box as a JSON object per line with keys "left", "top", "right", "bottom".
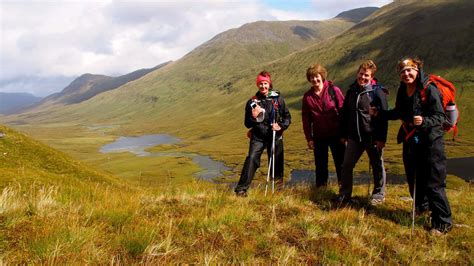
{"left": 255, "top": 90, "right": 280, "bottom": 99}
{"left": 349, "top": 79, "right": 377, "bottom": 93}
{"left": 418, "top": 68, "right": 430, "bottom": 90}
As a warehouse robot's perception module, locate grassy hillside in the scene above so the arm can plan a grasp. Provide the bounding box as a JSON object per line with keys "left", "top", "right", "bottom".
{"left": 22, "top": 62, "right": 170, "bottom": 114}
{"left": 1, "top": 0, "right": 474, "bottom": 258}
{"left": 0, "top": 124, "right": 119, "bottom": 188}
{"left": 2, "top": 167, "right": 473, "bottom": 263}
{"left": 1, "top": 126, "right": 472, "bottom": 263}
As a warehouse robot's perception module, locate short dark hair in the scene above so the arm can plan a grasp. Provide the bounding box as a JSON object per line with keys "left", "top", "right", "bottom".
{"left": 358, "top": 60, "right": 377, "bottom": 75}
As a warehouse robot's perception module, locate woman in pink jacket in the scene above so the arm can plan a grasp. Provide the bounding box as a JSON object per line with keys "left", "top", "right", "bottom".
{"left": 302, "top": 64, "right": 345, "bottom": 187}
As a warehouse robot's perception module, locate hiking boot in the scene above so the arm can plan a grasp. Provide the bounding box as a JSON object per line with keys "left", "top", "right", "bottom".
{"left": 429, "top": 228, "right": 445, "bottom": 236}
{"left": 430, "top": 223, "right": 452, "bottom": 236}
{"left": 274, "top": 178, "right": 284, "bottom": 190}
{"left": 315, "top": 184, "right": 328, "bottom": 189}
{"left": 369, "top": 195, "right": 385, "bottom": 206}
{"left": 333, "top": 194, "right": 351, "bottom": 205}
{"left": 415, "top": 206, "right": 429, "bottom": 216}
{"left": 235, "top": 190, "right": 248, "bottom": 197}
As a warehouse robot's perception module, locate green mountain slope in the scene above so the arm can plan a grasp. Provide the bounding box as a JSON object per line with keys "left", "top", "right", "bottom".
{"left": 23, "top": 62, "right": 170, "bottom": 113}
{"left": 0, "top": 124, "right": 118, "bottom": 188}
{"left": 4, "top": 14, "right": 357, "bottom": 122}
{"left": 335, "top": 6, "right": 379, "bottom": 23}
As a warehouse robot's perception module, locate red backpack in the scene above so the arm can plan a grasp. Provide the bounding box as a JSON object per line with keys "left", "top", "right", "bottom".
{"left": 421, "top": 74, "right": 460, "bottom": 140}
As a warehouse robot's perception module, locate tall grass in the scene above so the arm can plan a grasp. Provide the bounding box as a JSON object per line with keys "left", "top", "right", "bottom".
{"left": 2, "top": 179, "right": 472, "bottom": 264}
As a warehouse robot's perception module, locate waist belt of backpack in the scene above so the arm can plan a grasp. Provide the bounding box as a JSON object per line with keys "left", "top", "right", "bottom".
{"left": 402, "top": 122, "right": 417, "bottom": 142}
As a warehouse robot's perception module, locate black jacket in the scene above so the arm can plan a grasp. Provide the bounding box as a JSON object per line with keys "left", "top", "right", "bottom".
{"left": 245, "top": 90, "right": 291, "bottom": 141}
{"left": 382, "top": 69, "right": 445, "bottom": 144}
{"left": 341, "top": 80, "right": 389, "bottom": 143}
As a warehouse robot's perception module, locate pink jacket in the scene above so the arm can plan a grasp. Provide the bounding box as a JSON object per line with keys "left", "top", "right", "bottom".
{"left": 302, "top": 81, "right": 344, "bottom": 141}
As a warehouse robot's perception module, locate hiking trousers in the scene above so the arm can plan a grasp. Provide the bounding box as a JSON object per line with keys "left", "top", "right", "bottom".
{"left": 313, "top": 136, "right": 345, "bottom": 187}
{"left": 404, "top": 137, "right": 452, "bottom": 229}
{"left": 339, "top": 138, "right": 386, "bottom": 198}
{"left": 403, "top": 141, "right": 429, "bottom": 211}
{"left": 235, "top": 136, "right": 284, "bottom": 192}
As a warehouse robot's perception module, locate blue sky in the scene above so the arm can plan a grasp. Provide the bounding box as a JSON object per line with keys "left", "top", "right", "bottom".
{"left": 263, "top": 0, "right": 311, "bottom": 11}
{"left": 0, "top": 0, "right": 392, "bottom": 96}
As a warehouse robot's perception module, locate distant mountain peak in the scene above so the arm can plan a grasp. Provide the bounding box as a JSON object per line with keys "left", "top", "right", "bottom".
{"left": 31, "top": 61, "right": 171, "bottom": 108}
{"left": 335, "top": 7, "right": 379, "bottom": 23}
{"left": 0, "top": 92, "right": 42, "bottom": 115}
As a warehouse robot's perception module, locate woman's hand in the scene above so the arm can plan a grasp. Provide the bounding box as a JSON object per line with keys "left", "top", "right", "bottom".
{"left": 374, "top": 140, "right": 385, "bottom": 150}
{"left": 272, "top": 123, "right": 281, "bottom": 131}
{"left": 340, "top": 138, "right": 347, "bottom": 145}
{"left": 369, "top": 106, "right": 378, "bottom": 116}
{"left": 307, "top": 140, "right": 314, "bottom": 150}
{"left": 252, "top": 106, "right": 262, "bottom": 119}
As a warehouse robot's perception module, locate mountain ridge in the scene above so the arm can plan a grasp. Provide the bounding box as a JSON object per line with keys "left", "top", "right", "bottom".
{"left": 22, "top": 61, "right": 171, "bottom": 113}
{"left": 0, "top": 92, "right": 42, "bottom": 115}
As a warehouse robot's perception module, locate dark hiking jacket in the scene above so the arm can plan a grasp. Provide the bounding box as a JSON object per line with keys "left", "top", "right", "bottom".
{"left": 341, "top": 79, "right": 389, "bottom": 143}
{"left": 302, "top": 81, "right": 344, "bottom": 140}
{"left": 244, "top": 90, "right": 291, "bottom": 141}
{"left": 381, "top": 69, "right": 445, "bottom": 144}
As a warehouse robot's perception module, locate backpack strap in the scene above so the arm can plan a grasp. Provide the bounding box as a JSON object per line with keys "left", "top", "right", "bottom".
{"left": 327, "top": 83, "right": 339, "bottom": 115}
{"left": 327, "top": 82, "right": 338, "bottom": 106}
{"left": 271, "top": 97, "right": 280, "bottom": 111}
{"left": 270, "top": 96, "right": 280, "bottom": 124}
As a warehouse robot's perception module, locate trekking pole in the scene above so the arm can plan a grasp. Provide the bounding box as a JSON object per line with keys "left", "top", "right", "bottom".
{"left": 367, "top": 163, "right": 372, "bottom": 198}
{"left": 271, "top": 129, "right": 276, "bottom": 194}
{"left": 411, "top": 178, "right": 416, "bottom": 238}
{"left": 265, "top": 156, "right": 272, "bottom": 196}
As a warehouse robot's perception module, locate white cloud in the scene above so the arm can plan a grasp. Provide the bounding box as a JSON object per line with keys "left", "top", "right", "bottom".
{"left": 0, "top": 0, "right": 392, "bottom": 96}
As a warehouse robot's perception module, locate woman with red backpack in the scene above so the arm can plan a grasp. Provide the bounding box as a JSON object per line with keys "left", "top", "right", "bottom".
{"left": 374, "top": 57, "right": 453, "bottom": 235}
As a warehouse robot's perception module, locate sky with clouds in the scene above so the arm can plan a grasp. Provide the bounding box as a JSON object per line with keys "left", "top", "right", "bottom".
{"left": 0, "top": 0, "right": 392, "bottom": 97}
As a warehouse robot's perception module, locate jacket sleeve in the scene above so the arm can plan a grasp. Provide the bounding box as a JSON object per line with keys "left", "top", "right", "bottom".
{"left": 421, "top": 84, "right": 445, "bottom": 129}
{"left": 244, "top": 99, "right": 257, "bottom": 129}
{"left": 340, "top": 90, "right": 350, "bottom": 139}
{"left": 278, "top": 96, "right": 291, "bottom": 130}
{"left": 381, "top": 86, "right": 402, "bottom": 121}
{"left": 301, "top": 94, "right": 312, "bottom": 142}
{"left": 372, "top": 87, "right": 389, "bottom": 142}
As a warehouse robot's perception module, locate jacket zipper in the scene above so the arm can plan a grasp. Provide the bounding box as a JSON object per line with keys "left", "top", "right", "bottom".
{"left": 356, "top": 88, "right": 374, "bottom": 142}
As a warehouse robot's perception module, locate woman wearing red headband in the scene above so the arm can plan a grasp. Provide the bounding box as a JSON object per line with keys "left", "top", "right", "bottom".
{"left": 235, "top": 71, "right": 291, "bottom": 197}
{"left": 374, "top": 57, "right": 453, "bottom": 235}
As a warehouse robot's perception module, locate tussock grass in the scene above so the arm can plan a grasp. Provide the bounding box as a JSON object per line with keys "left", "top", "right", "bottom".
{"left": 1, "top": 180, "right": 472, "bottom": 264}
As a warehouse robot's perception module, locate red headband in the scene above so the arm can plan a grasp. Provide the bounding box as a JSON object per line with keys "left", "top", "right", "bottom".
{"left": 256, "top": 74, "right": 272, "bottom": 86}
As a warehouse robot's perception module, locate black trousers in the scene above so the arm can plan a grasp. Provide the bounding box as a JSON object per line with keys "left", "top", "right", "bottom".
{"left": 235, "top": 136, "right": 284, "bottom": 192}
{"left": 403, "top": 137, "right": 452, "bottom": 228}
{"left": 314, "top": 136, "right": 345, "bottom": 186}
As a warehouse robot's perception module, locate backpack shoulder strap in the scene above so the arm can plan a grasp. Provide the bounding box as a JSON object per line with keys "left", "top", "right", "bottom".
{"left": 327, "top": 82, "right": 338, "bottom": 108}
{"left": 272, "top": 96, "right": 281, "bottom": 111}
